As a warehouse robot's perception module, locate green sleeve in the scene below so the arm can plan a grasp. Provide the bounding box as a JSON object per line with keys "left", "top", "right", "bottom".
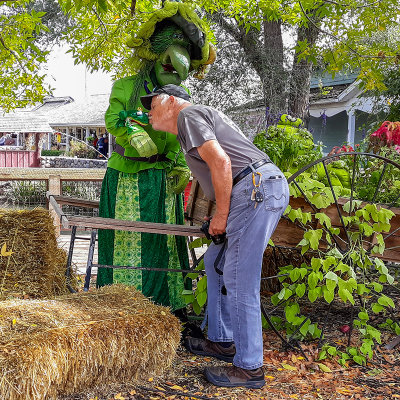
{"left": 105, "top": 79, "right": 145, "bottom": 145}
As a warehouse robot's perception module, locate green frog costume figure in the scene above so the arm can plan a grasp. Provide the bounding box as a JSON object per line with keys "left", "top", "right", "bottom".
{"left": 96, "top": 0, "right": 216, "bottom": 312}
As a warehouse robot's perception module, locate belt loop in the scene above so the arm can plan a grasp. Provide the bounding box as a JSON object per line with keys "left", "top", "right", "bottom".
{"left": 249, "top": 163, "right": 257, "bottom": 173}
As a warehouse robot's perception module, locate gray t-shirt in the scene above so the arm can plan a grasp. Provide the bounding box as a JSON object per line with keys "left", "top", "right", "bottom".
{"left": 177, "top": 105, "right": 269, "bottom": 200}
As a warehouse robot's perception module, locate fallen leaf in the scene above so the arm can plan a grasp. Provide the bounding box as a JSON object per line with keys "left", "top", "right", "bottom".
{"left": 169, "top": 385, "right": 184, "bottom": 391}
{"left": 336, "top": 387, "right": 352, "bottom": 396}
{"left": 318, "top": 363, "right": 332, "bottom": 373}
{"left": 114, "top": 393, "right": 126, "bottom": 400}
{"left": 148, "top": 377, "right": 153, "bottom": 382}
{"left": 282, "top": 363, "right": 297, "bottom": 371}
{"left": 1, "top": 243, "right": 13, "bottom": 257}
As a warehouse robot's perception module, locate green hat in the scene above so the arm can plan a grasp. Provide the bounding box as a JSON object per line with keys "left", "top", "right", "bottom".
{"left": 127, "top": 1, "right": 216, "bottom": 78}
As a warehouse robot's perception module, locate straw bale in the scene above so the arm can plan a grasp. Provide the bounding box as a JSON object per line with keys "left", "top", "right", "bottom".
{"left": 0, "top": 208, "right": 76, "bottom": 299}
{"left": 0, "top": 284, "right": 181, "bottom": 400}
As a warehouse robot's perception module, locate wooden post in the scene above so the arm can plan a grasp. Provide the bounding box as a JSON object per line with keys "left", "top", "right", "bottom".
{"left": 48, "top": 174, "right": 62, "bottom": 236}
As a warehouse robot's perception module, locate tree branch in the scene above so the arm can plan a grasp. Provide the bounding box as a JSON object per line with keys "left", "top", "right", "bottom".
{"left": 130, "top": 0, "right": 136, "bottom": 16}
{"left": 207, "top": 11, "right": 265, "bottom": 77}
{"left": 0, "top": 34, "right": 27, "bottom": 73}
{"left": 298, "top": 0, "right": 362, "bottom": 67}
{"left": 92, "top": 6, "right": 108, "bottom": 37}
{"left": 298, "top": 0, "right": 397, "bottom": 63}
{"left": 323, "top": 0, "right": 382, "bottom": 9}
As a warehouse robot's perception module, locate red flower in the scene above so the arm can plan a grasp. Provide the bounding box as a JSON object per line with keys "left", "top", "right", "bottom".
{"left": 371, "top": 121, "right": 400, "bottom": 147}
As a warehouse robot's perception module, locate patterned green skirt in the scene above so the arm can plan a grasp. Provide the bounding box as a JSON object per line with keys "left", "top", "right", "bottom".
{"left": 96, "top": 167, "right": 190, "bottom": 311}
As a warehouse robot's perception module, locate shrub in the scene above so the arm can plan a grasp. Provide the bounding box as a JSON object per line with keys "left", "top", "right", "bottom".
{"left": 41, "top": 150, "right": 65, "bottom": 157}
{"left": 66, "top": 140, "right": 97, "bottom": 159}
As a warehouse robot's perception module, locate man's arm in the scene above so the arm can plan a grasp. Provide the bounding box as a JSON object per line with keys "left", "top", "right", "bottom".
{"left": 197, "top": 139, "right": 232, "bottom": 236}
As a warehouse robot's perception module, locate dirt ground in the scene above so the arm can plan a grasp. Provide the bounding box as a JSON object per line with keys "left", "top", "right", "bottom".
{"left": 61, "top": 327, "right": 400, "bottom": 400}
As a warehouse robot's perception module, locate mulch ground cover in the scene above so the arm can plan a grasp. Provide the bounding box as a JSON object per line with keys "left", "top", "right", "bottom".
{"left": 60, "top": 327, "right": 400, "bottom": 400}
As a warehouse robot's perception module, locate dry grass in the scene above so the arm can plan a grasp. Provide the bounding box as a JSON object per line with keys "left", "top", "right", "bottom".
{"left": 0, "top": 284, "right": 181, "bottom": 400}
{"left": 0, "top": 208, "right": 77, "bottom": 299}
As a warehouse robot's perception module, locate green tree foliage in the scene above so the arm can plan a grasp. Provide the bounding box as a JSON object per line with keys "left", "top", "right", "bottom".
{"left": 57, "top": 0, "right": 163, "bottom": 77}
{"left": 55, "top": 0, "right": 400, "bottom": 120}
{"left": 0, "top": 0, "right": 54, "bottom": 111}
{"left": 196, "top": 0, "right": 400, "bottom": 117}
{"left": 3, "top": 0, "right": 400, "bottom": 114}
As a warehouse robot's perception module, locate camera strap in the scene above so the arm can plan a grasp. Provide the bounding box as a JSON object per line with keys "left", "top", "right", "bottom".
{"left": 214, "top": 239, "right": 228, "bottom": 295}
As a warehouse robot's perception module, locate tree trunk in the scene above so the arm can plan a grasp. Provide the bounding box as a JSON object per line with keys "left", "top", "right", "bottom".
{"left": 288, "top": 21, "right": 320, "bottom": 121}
{"left": 212, "top": 14, "right": 286, "bottom": 114}
{"left": 260, "top": 20, "right": 287, "bottom": 114}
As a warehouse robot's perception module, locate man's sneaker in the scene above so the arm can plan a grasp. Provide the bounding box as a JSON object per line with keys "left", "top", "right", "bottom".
{"left": 204, "top": 365, "right": 265, "bottom": 388}
{"left": 183, "top": 337, "right": 235, "bottom": 363}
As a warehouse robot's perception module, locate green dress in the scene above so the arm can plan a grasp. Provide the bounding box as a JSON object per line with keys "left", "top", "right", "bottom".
{"left": 96, "top": 76, "right": 190, "bottom": 311}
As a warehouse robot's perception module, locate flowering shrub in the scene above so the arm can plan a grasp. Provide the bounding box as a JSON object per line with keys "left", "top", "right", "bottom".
{"left": 369, "top": 121, "right": 400, "bottom": 152}
{"left": 328, "top": 144, "right": 355, "bottom": 155}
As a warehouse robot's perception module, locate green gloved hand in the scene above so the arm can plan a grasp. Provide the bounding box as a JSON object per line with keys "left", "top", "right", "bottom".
{"left": 129, "top": 129, "right": 158, "bottom": 157}
{"left": 167, "top": 166, "right": 191, "bottom": 194}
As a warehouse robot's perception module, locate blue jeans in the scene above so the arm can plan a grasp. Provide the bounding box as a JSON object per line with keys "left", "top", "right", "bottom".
{"left": 204, "top": 163, "right": 289, "bottom": 369}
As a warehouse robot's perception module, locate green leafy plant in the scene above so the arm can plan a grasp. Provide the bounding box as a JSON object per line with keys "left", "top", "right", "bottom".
{"left": 181, "top": 237, "right": 211, "bottom": 316}
{"left": 353, "top": 146, "right": 400, "bottom": 207}
{"left": 270, "top": 180, "right": 397, "bottom": 366}
{"left": 253, "top": 126, "right": 323, "bottom": 174}
{"left": 7, "top": 181, "right": 47, "bottom": 207}
{"left": 41, "top": 150, "right": 65, "bottom": 157}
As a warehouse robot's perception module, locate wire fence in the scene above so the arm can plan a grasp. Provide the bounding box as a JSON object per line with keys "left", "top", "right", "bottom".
{"left": 0, "top": 180, "right": 47, "bottom": 209}
{"left": 0, "top": 180, "right": 101, "bottom": 218}
{"left": 61, "top": 180, "right": 101, "bottom": 217}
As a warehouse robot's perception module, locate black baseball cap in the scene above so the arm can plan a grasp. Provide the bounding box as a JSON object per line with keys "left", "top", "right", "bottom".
{"left": 140, "top": 84, "right": 191, "bottom": 110}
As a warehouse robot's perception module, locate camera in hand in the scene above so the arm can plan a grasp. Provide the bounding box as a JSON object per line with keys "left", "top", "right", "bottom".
{"left": 201, "top": 219, "right": 226, "bottom": 245}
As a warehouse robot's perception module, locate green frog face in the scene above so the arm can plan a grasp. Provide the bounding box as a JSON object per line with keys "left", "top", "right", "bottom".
{"left": 150, "top": 23, "right": 191, "bottom": 86}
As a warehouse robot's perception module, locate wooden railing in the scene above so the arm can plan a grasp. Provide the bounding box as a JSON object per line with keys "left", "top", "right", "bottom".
{"left": 0, "top": 168, "right": 105, "bottom": 235}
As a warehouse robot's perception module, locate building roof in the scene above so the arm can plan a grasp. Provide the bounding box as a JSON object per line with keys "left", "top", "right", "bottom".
{"left": 0, "top": 111, "right": 53, "bottom": 134}
{"left": 33, "top": 96, "right": 74, "bottom": 112}
{"left": 37, "top": 94, "right": 109, "bottom": 127}
{"left": 310, "top": 71, "right": 359, "bottom": 89}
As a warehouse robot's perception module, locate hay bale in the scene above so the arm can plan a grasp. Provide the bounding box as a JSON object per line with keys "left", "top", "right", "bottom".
{"left": 0, "top": 208, "right": 75, "bottom": 299}
{"left": 0, "top": 284, "right": 181, "bottom": 399}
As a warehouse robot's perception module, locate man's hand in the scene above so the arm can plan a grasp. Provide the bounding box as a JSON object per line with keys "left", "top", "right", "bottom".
{"left": 129, "top": 130, "right": 158, "bottom": 157}
{"left": 168, "top": 166, "right": 190, "bottom": 194}
{"left": 209, "top": 212, "right": 228, "bottom": 236}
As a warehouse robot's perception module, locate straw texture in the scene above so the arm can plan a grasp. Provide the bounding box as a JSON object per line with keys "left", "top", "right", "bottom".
{"left": 0, "top": 284, "right": 181, "bottom": 399}
{"left": 0, "top": 208, "right": 77, "bottom": 299}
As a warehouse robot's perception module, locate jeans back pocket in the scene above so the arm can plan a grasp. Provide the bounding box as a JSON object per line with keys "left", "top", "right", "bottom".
{"left": 261, "top": 176, "right": 289, "bottom": 212}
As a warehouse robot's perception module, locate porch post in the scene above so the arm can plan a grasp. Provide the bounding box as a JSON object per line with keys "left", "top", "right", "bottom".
{"left": 347, "top": 110, "right": 356, "bottom": 147}
{"left": 66, "top": 127, "right": 70, "bottom": 152}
